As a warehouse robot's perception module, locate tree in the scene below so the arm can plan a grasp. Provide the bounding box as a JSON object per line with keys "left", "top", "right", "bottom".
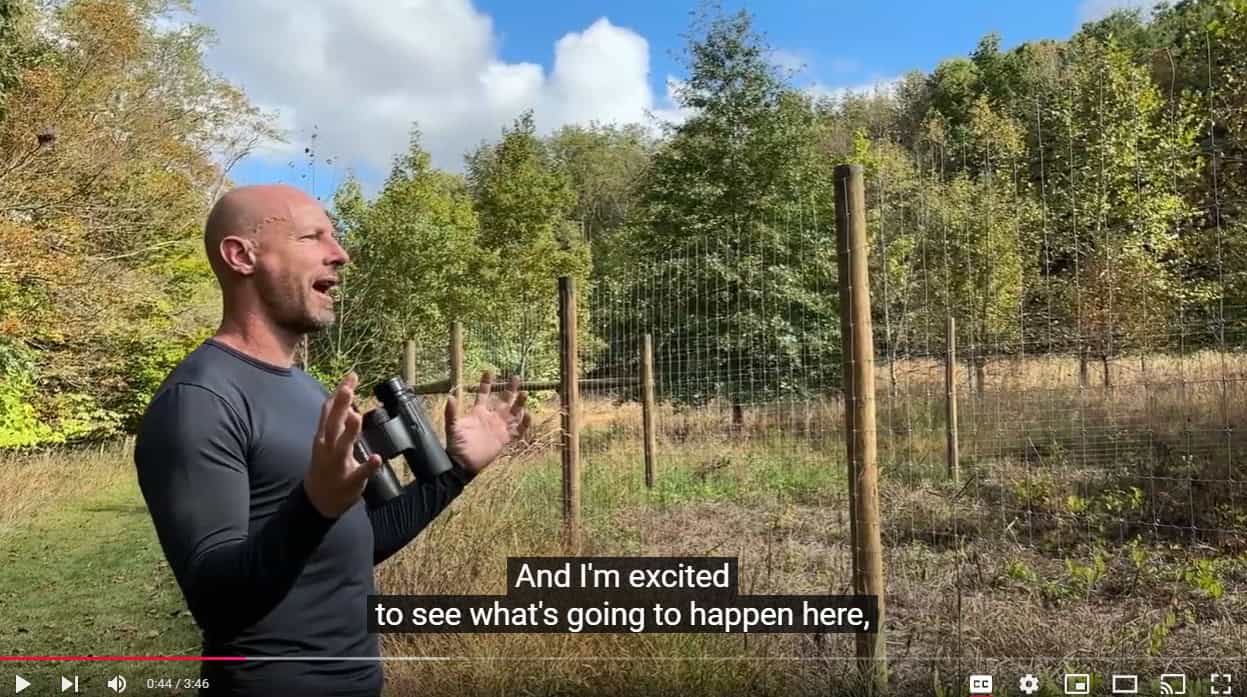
{"left": 545, "top": 122, "right": 653, "bottom": 262}
{"left": 629, "top": 4, "right": 840, "bottom": 414}
{"left": 311, "top": 131, "right": 483, "bottom": 391}
{"left": 1039, "top": 35, "right": 1196, "bottom": 383}
{"left": 0, "top": 0, "right": 274, "bottom": 446}
{"left": 1153, "top": 0, "right": 1247, "bottom": 344}
{"left": 844, "top": 131, "right": 924, "bottom": 398}
{"left": 466, "top": 111, "right": 590, "bottom": 380}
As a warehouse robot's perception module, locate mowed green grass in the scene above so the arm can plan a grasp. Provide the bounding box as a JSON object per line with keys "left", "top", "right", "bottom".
{"left": 0, "top": 472, "right": 200, "bottom": 690}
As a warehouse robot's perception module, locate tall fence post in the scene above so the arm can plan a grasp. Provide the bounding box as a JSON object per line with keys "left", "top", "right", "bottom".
{"left": 403, "top": 339, "right": 417, "bottom": 386}
{"left": 641, "top": 333, "right": 657, "bottom": 488}
{"left": 559, "top": 277, "right": 582, "bottom": 553}
{"left": 834, "top": 163, "right": 887, "bottom": 690}
{"left": 946, "top": 315, "right": 960, "bottom": 483}
{"left": 450, "top": 321, "right": 464, "bottom": 408}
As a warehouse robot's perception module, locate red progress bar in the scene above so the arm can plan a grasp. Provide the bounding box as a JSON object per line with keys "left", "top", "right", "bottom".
{"left": 0, "top": 656, "right": 245, "bottom": 661}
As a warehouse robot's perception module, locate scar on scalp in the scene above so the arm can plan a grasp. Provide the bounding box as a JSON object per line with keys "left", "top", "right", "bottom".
{"left": 251, "top": 214, "right": 291, "bottom": 236}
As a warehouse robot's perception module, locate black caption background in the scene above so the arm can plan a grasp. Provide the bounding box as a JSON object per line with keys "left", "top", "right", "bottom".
{"left": 369, "top": 557, "right": 878, "bottom": 634}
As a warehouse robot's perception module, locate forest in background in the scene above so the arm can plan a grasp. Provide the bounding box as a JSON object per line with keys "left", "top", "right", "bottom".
{"left": 2, "top": 0, "right": 1245, "bottom": 448}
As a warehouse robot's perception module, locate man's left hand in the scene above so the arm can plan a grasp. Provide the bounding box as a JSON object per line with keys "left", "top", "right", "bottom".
{"left": 445, "top": 371, "right": 531, "bottom": 474}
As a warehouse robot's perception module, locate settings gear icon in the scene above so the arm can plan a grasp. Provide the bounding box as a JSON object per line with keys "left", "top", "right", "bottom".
{"left": 1018, "top": 674, "right": 1041, "bottom": 695}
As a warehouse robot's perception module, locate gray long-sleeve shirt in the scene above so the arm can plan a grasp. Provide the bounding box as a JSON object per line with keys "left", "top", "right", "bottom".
{"left": 134, "top": 339, "right": 471, "bottom": 696}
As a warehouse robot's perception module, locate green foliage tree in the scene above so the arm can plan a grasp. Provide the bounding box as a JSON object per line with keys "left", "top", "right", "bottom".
{"left": 1153, "top": 0, "right": 1247, "bottom": 342}
{"left": 1038, "top": 35, "right": 1197, "bottom": 380}
{"left": 466, "top": 111, "right": 590, "bottom": 380}
{"left": 0, "top": 0, "right": 273, "bottom": 446}
{"left": 311, "top": 131, "right": 483, "bottom": 391}
{"left": 545, "top": 122, "right": 653, "bottom": 259}
{"left": 628, "top": 4, "right": 840, "bottom": 410}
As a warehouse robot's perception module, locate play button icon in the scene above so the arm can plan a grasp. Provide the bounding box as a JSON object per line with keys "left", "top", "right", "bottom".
{"left": 14, "top": 675, "right": 30, "bottom": 694}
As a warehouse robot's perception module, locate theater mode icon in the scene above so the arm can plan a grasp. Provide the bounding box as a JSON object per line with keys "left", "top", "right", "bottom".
{"left": 1111, "top": 674, "right": 1139, "bottom": 694}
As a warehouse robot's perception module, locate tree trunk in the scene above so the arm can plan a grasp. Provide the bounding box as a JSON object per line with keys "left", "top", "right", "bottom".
{"left": 1078, "top": 347, "right": 1089, "bottom": 388}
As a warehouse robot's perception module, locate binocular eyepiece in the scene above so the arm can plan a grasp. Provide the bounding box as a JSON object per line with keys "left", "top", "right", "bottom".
{"left": 353, "top": 377, "right": 454, "bottom": 507}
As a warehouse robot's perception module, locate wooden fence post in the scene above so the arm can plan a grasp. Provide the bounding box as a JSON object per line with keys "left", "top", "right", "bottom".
{"left": 450, "top": 321, "right": 464, "bottom": 407}
{"left": 403, "top": 339, "right": 417, "bottom": 386}
{"left": 946, "top": 315, "right": 960, "bottom": 484}
{"left": 559, "top": 277, "right": 581, "bottom": 553}
{"left": 834, "top": 163, "right": 887, "bottom": 690}
{"left": 641, "top": 333, "right": 657, "bottom": 488}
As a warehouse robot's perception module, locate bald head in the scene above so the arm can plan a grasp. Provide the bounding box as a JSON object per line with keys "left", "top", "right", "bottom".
{"left": 204, "top": 184, "right": 320, "bottom": 282}
{"left": 204, "top": 183, "right": 349, "bottom": 336}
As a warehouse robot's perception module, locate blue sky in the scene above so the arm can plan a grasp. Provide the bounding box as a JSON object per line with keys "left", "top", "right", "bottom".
{"left": 211, "top": 0, "right": 1147, "bottom": 200}
{"left": 479, "top": 0, "right": 1085, "bottom": 91}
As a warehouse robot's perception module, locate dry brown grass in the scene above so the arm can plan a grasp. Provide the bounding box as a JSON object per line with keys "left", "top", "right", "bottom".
{"left": 376, "top": 428, "right": 1247, "bottom": 695}
{"left": 878, "top": 349, "right": 1247, "bottom": 395}
{"left": 377, "top": 351, "right": 1247, "bottom": 695}
{"left": 0, "top": 437, "right": 135, "bottom": 544}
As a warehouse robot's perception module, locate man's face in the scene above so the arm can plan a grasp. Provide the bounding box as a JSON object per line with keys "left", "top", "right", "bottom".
{"left": 251, "top": 200, "right": 349, "bottom": 335}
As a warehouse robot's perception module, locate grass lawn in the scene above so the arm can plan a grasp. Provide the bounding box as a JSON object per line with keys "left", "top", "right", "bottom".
{"left": 0, "top": 457, "right": 199, "bottom": 691}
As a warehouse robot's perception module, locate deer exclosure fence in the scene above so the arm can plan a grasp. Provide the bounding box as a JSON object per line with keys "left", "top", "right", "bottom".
{"left": 358, "top": 18, "right": 1247, "bottom": 693}
{"left": 392, "top": 167, "right": 891, "bottom": 682}
{"left": 403, "top": 314, "right": 661, "bottom": 512}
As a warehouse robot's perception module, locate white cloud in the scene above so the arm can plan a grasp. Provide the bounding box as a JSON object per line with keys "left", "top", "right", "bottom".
{"left": 807, "top": 76, "right": 903, "bottom": 105}
{"left": 539, "top": 18, "right": 654, "bottom": 131}
{"left": 1076, "top": 0, "right": 1163, "bottom": 23}
{"left": 191, "top": 1, "right": 679, "bottom": 176}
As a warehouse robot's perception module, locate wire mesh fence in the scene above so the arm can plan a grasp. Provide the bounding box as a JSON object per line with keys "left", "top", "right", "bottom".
{"left": 377, "top": 20, "right": 1247, "bottom": 694}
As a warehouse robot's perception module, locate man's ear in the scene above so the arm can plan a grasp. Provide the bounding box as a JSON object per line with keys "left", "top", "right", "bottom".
{"left": 219, "top": 236, "right": 257, "bottom": 275}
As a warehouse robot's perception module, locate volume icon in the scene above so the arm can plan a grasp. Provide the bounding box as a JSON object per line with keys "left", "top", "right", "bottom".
{"left": 107, "top": 675, "right": 127, "bottom": 693}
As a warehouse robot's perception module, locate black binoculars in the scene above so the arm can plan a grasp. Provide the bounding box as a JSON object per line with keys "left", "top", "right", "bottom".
{"left": 353, "top": 376, "right": 454, "bottom": 507}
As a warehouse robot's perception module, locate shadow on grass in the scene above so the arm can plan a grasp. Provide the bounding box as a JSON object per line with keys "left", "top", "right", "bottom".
{"left": 81, "top": 503, "right": 148, "bottom": 515}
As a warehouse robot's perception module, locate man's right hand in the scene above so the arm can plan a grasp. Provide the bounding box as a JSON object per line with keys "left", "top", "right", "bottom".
{"left": 304, "top": 372, "right": 382, "bottom": 518}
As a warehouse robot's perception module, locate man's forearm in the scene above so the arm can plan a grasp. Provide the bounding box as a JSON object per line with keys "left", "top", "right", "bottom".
{"left": 182, "top": 482, "right": 336, "bottom": 639}
{"left": 368, "top": 459, "right": 474, "bottom": 565}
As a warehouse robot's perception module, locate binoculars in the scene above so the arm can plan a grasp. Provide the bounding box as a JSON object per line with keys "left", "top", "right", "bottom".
{"left": 353, "top": 376, "right": 454, "bottom": 507}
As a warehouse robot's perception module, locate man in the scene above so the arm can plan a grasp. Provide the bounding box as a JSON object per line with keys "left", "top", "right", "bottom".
{"left": 133, "top": 184, "right": 529, "bottom": 696}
